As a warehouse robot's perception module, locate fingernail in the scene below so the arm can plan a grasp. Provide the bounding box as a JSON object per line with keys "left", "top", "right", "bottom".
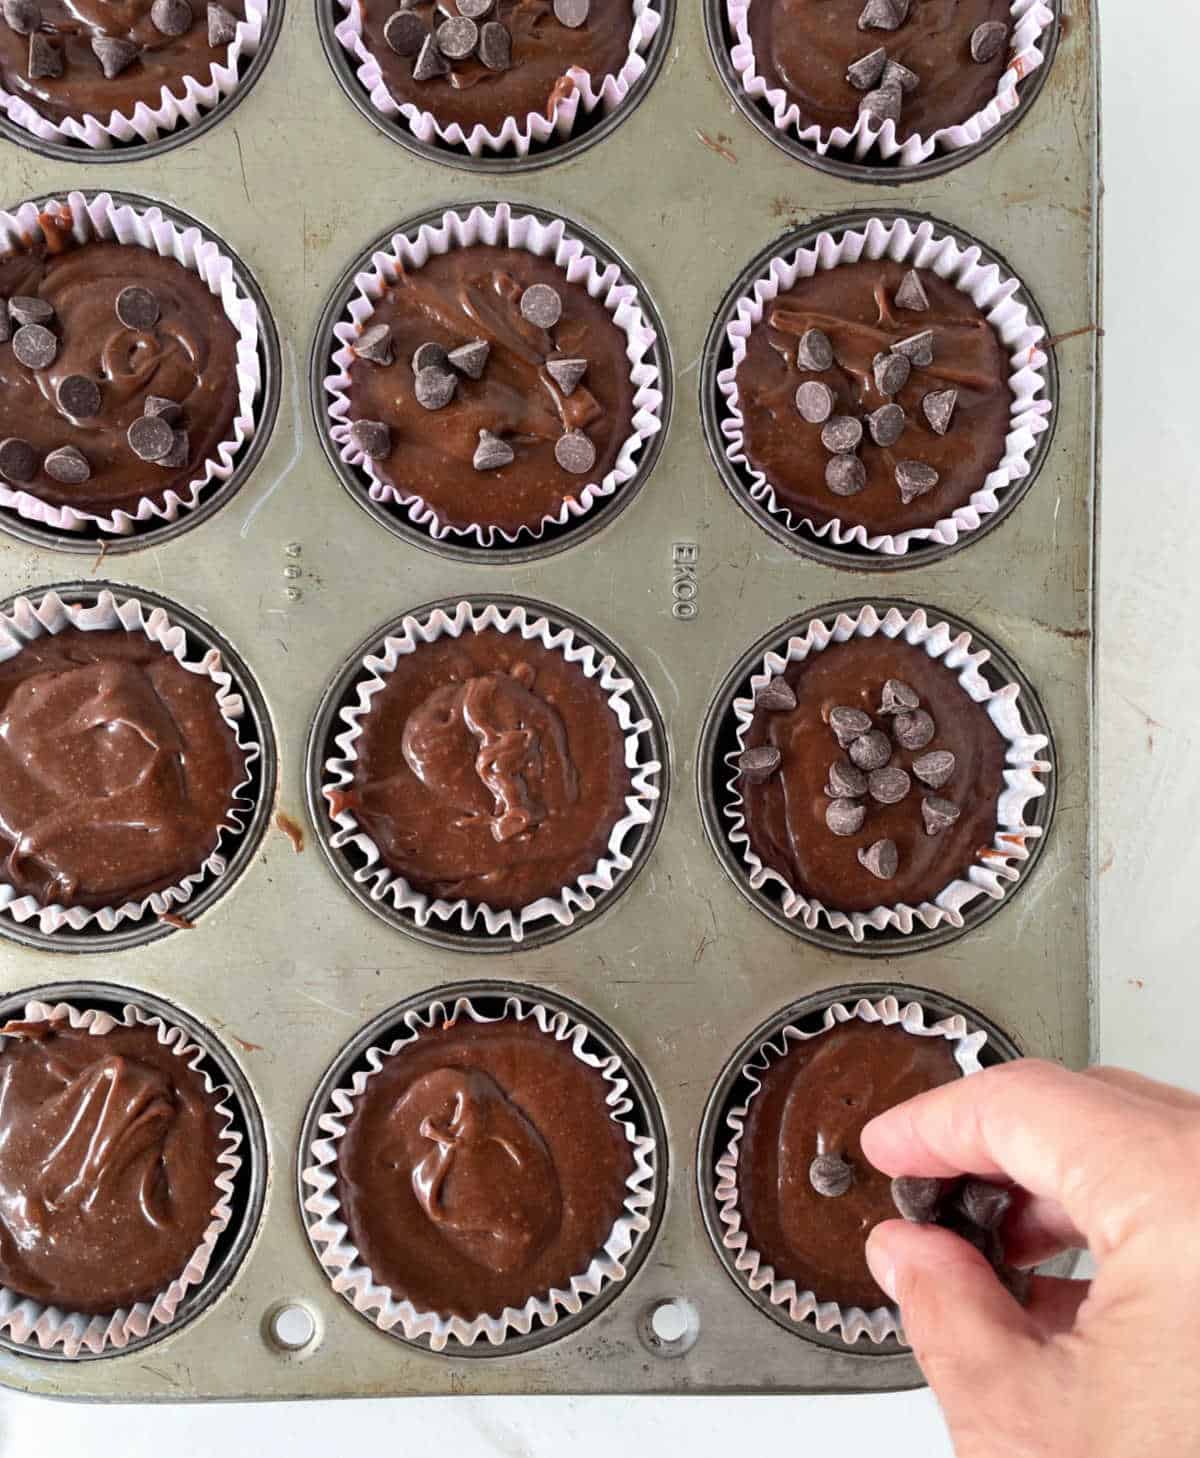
{"left": 865, "top": 1228, "right": 898, "bottom": 1301}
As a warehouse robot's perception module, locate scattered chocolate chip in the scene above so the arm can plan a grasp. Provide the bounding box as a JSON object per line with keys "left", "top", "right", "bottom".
{"left": 93, "top": 34, "right": 138, "bottom": 75}
{"left": 43, "top": 445, "right": 91, "bottom": 484}
{"left": 880, "top": 678, "right": 919, "bottom": 714}
{"left": 867, "top": 402, "right": 906, "bottom": 447}
{"left": 0, "top": 437, "right": 36, "bottom": 483}
{"left": 912, "top": 749, "right": 956, "bottom": 789}
{"left": 115, "top": 285, "right": 159, "bottom": 330}
{"left": 883, "top": 58, "right": 919, "bottom": 92}
{"left": 436, "top": 14, "right": 477, "bottom": 57}
{"left": 970, "top": 20, "right": 1008, "bottom": 63}
{"left": 795, "top": 327, "right": 834, "bottom": 372}
{"left": 859, "top": 82, "right": 901, "bottom": 126}
{"left": 892, "top": 1176, "right": 943, "bottom": 1223}
{"left": 845, "top": 46, "right": 886, "bottom": 89}
{"left": 27, "top": 32, "right": 61, "bottom": 77}
{"left": 348, "top": 418, "right": 390, "bottom": 458}
{"left": 858, "top": 0, "right": 903, "bottom": 30}
{"left": 414, "top": 366, "right": 457, "bottom": 411}
{"left": 2, "top": 0, "right": 39, "bottom": 35}
{"left": 828, "top": 706, "right": 872, "bottom": 747}
{"left": 448, "top": 338, "right": 490, "bottom": 379}
{"left": 737, "top": 745, "right": 781, "bottom": 783}
{"left": 826, "top": 759, "right": 868, "bottom": 798}
{"left": 145, "top": 395, "right": 183, "bottom": 423}
{"left": 921, "top": 794, "right": 960, "bottom": 835}
{"left": 457, "top": 0, "right": 493, "bottom": 15}
{"left": 821, "top": 415, "right": 863, "bottom": 454}
{"left": 8, "top": 295, "right": 52, "bottom": 327}
{"left": 896, "top": 459, "right": 940, "bottom": 504}
{"left": 810, "top": 1153, "right": 854, "bottom": 1198}
{"left": 412, "top": 341, "right": 449, "bottom": 374}
{"left": 477, "top": 18, "right": 510, "bottom": 69}
{"left": 127, "top": 414, "right": 175, "bottom": 462}
{"left": 873, "top": 349, "right": 910, "bottom": 397}
{"left": 384, "top": 7, "right": 425, "bottom": 53}
{"left": 473, "top": 429, "right": 514, "bottom": 471}
{"left": 869, "top": 765, "right": 911, "bottom": 804}
{"left": 412, "top": 31, "right": 448, "bottom": 79}
{"left": 894, "top": 269, "right": 929, "bottom": 312}
{"left": 56, "top": 374, "right": 101, "bottom": 419}
{"left": 858, "top": 838, "right": 899, "bottom": 880}
{"left": 0, "top": 310, "right": 8, "bottom": 345}
{"left": 546, "top": 356, "right": 588, "bottom": 394}
{"left": 893, "top": 708, "right": 935, "bottom": 750}
{"left": 158, "top": 430, "right": 189, "bottom": 469}
{"left": 555, "top": 429, "right": 596, "bottom": 475}
{"left": 893, "top": 329, "right": 934, "bottom": 367}
{"left": 353, "top": 322, "right": 394, "bottom": 366}
{"left": 207, "top": 1, "right": 238, "bottom": 44}
{"left": 553, "top": 0, "right": 589, "bottom": 25}
{"left": 151, "top": 0, "right": 192, "bottom": 34}
{"left": 849, "top": 729, "right": 892, "bottom": 772}
{"left": 11, "top": 323, "right": 56, "bottom": 370}
{"left": 923, "top": 388, "right": 958, "bottom": 436}
{"left": 755, "top": 677, "right": 796, "bottom": 713}
{"left": 826, "top": 453, "right": 867, "bottom": 497}
{"left": 826, "top": 798, "right": 866, "bottom": 837}
{"left": 520, "top": 282, "right": 562, "bottom": 330}
{"left": 958, "top": 1179, "right": 1012, "bottom": 1231}
{"left": 795, "top": 380, "right": 834, "bottom": 424}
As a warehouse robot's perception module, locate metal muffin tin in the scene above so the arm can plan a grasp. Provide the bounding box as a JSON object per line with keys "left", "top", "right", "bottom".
{"left": 0, "top": 0, "right": 1097, "bottom": 1402}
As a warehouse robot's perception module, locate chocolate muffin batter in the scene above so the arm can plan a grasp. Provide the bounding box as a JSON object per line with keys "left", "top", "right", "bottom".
{"left": 336, "top": 1015, "right": 635, "bottom": 1319}
{"left": 738, "top": 635, "right": 1005, "bottom": 912}
{"left": 0, "top": 627, "right": 246, "bottom": 909}
{"left": 745, "top": 0, "right": 1016, "bottom": 143}
{"left": 734, "top": 258, "right": 1012, "bottom": 536}
{"left": 0, "top": 1016, "right": 224, "bottom": 1314}
{"left": 0, "top": 0, "right": 246, "bottom": 127}
{"left": 0, "top": 232, "right": 241, "bottom": 517}
{"left": 333, "top": 627, "right": 632, "bottom": 909}
{"left": 344, "top": 244, "right": 636, "bottom": 536}
{"left": 737, "top": 1017, "right": 962, "bottom": 1311}
{"left": 362, "top": 0, "right": 634, "bottom": 134}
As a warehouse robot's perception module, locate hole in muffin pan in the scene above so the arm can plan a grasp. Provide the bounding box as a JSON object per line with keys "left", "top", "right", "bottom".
{"left": 699, "top": 208, "right": 1060, "bottom": 572}
{"left": 702, "top": 0, "right": 1060, "bottom": 186}
{"left": 304, "top": 593, "right": 669, "bottom": 953}
{"left": 697, "top": 596, "right": 1058, "bottom": 957}
{"left": 638, "top": 1297, "right": 700, "bottom": 1357}
{"left": 309, "top": 201, "right": 673, "bottom": 565}
{"left": 0, "top": 4, "right": 286, "bottom": 163}
{"left": 0, "top": 581, "right": 278, "bottom": 955}
{"left": 296, "top": 981, "right": 669, "bottom": 1357}
{"left": 0, "top": 980, "right": 269, "bottom": 1363}
{"left": 0, "top": 191, "right": 282, "bottom": 557}
{"left": 316, "top": 0, "right": 674, "bottom": 173}
{"left": 264, "top": 1301, "right": 321, "bottom": 1354}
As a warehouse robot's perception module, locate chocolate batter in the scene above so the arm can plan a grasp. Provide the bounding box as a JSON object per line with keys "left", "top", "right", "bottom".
{"left": 334, "top": 628, "right": 632, "bottom": 909}
{"left": 363, "top": 0, "right": 634, "bottom": 133}
{"left": 344, "top": 244, "right": 636, "bottom": 535}
{"left": 0, "top": 627, "right": 246, "bottom": 909}
{"left": 739, "top": 635, "right": 1005, "bottom": 912}
{"left": 737, "top": 1017, "right": 962, "bottom": 1311}
{"left": 336, "top": 1015, "right": 635, "bottom": 1319}
{"left": 0, "top": 0, "right": 247, "bottom": 127}
{"left": 745, "top": 0, "right": 1015, "bottom": 142}
{"left": 0, "top": 233, "right": 241, "bottom": 517}
{"left": 0, "top": 1017, "right": 224, "bottom": 1314}
{"left": 734, "top": 258, "right": 1012, "bottom": 535}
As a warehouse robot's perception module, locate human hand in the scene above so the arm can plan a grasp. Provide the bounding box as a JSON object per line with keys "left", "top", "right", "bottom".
{"left": 861, "top": 1061, "right": 1200, "bottom": 1458}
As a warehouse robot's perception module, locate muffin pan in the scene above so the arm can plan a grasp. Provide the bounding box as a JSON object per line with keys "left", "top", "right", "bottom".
{"left": 0, "top": 0, "right": 1096, "bottom": 1401}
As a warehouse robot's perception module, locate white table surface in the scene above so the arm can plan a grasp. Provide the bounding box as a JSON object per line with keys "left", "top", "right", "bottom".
{"left": 1, "top": 4, "right": 1189, "bottom": 1451}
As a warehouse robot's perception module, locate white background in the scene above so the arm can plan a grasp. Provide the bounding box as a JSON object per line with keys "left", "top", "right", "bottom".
{"left": 0, "top": 3, "right": 1189, "bottom": 1452}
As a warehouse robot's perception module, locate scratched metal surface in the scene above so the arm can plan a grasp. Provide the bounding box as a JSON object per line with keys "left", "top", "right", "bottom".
{"left": 0, "top": 0, "right": 1096, "bottom": 1400}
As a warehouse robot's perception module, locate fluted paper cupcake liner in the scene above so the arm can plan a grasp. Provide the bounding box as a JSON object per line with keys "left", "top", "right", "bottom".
{"left": 321, "top": 600, "right": 662, "bottom": 940}
{"left": 324, "top": 202, "right": 663, "bottom": 548}
{"left": 301, "top": 992, "right": 658, "bottom": 1350}
{"left": 0, "top": 191, "right": 263, "bottom": 536}
{"left": 0, "top": 2, "right": 269, "bottom": 149}
{"left": 718, "top": 215, "right": 1053, "bottom": 556}
{"left": 0, "top": 997, "right": 243, "bottom": 1357}
{"left": 0, "top": 588, "right": 262, "bottom": 935}
{"left": 715, "top": 993, "right": 985, "bottom": 1345}
{"left": 722, "top": 603, "right": 1051, "bottom": 941}
{"left": 726, "top": 0, "right": 1054, "bottom": 167}
{"left": 336, "top": 0, "right": 661, "bottom": 158}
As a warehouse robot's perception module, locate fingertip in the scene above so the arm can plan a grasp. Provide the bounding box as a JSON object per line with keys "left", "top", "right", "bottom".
{"left": 865, "top": 1219, "right": 903, "bottom": 1300}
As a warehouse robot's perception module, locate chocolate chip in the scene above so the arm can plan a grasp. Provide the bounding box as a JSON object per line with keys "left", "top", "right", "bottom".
{"left": 923, "top": 388, "right": 958, "bottom": 436}
{"left": 795, "top": 380, "right": 834, "bottom": 423}
{"left": 828, "top": 706, "right": 872, "bottom": 747}
{"left": 810, "top": 1153, "right": 854, "bottom": 1198}
{"left": 353, "top": 322, "right": 394, "bottom": 366}
{"left": 8, "top": 295, "right": 52, "bottom": 327}
{"left": 93, "top": 33, "right": 139, "bottom": 74}
{"left": 56, "top": 374, "right": 101, "bottom": 419}
{"left": 207, "top": 1, "right": 238, "bottom": 44}
{"left": 414, "top": 366, "right": 457, "bottom": 411}
{"left": 882, "top": 58, "right": 918, "bottom": 92}
{"left": 821, "top": 415, "right": 863, "bottom": 454}
{"left": 859, "top": 82, "right": 901, "bottom": 126}
{"left": 845, "top": 46, "right": 886, "bottom": 89}
{"left": 896, "top": 459, "right": 940, "bottom": 504}
{"left": 826, "top": 759, "right": 867, "bottom": 798}
{"left": 826, "top": 453, "right": 866, "bottom": 497}
{"left": 858, "top": 838, "right": 898, "bottom": 880}
{"left": 553, "top": 0, "right": 589, "bottom": 25}
{"left": 921, "top": 794, "right": 960, "bottom": 835}
{"left": 0, "top": 310, "right": 8, "bottom": 345}
{"left": 520, "top": 283, "right": 562, "bottom": 329}
{"left": 436, "top": 14, "right": 476, "bottom": 57}
{"left": 555, "top": 430, "right": 596, "bottom": 475}
{"left": 116, "top": 285, "right": 159, "bottom": 330}
{"left": 145, "top": 395, "right": 183, "bottom": 423}
{"left": 880, "top": 678, "right": 919, "bottom": 714}
{"left": 858, "top": 0, "right": 903, "bottom": 30}
{"left": 825, "top": 798, "right": 866, "bottom": 837}
{"left": 477, "top": 18, "right": 510, "bottom": 69}
{"left": 446, "top": 338, "right": 490, "bottom": 380}
{"left": 127, "top": 414, "right": 175, "bottom": 462}
{"left": 795, "top": 327, "right": 834, "bottom": 372}
{"left": 849, "top": 729, "right": 892, "bottom": 771}
{"left": 546, "top": 355, "right": 587, "bottom": 395}
{"left": 755, "top": 677, "right": 796, "bottom": 713}
{"left": 412, "top": 341, "right": 449, "bottom": 374}
{"left": 893, "top": 708, "right": 935, "bottom": 750}
{"left": 412, "top": 31, "right": 448, "bottom": 79}
{"left": 894, "top": 329, "right": 934, "bottom": 367}
{"left": 11, "top": 323, "right": 56, "bottom": 369}
{"left": 473, "top": 429, "right": 514, "bottom": 471}
{"left": 349, "top": 418, "right": 390, "bottom": 458}
{"left": 869, "top": 765, "right": 911, "bottom": 804}
{"left": 867, "top": 402, "right": 906, "bottom": 447}
{"left": 43, "top": 445, "right": 91, "bottom": 484}
{"left": 0, "top": 437, "right": 36, "bottom": 483}
{"left": 27, "top": 32, "right": 61, "bottom": 77}
{"left": 384, "top": 7, "right": 425, "bottom": 53}
{"left": 2, "top": 0, "right": 40, "bottom": 35}
{"left": 958, "top": 1179, "right": 1012, "bottom": 1231}
{"left": 157, "top": 430, "right": 189, "bottom": 469}
{"left": 873, "top": 350, "right": 910, "bottom": 397}
{"left": 895, "top": 269, "right": 929, "bottom": 312}
{"left": 737, "top": 745, "right": 781, "bottom": 784}
{"left": 891, "top": 1176, "right": 943, "bottom": 1224}
{"left": 970, "top": 20, "right": 1008, "bottom": 63}
{"left": 913, "top": 749, "right": 955, "bottom": 789}
{"left": 457, "top": 0, "right": 493, "bottom": 15}
{"left": 151, "top": 0, "right": 192, "bottom": 34}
